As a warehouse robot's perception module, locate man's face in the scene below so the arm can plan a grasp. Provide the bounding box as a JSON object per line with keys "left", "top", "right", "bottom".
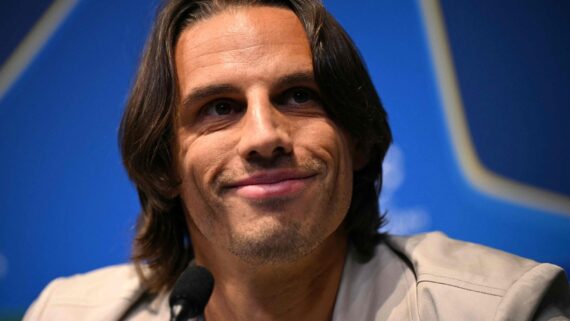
{"left": 174, "top": 6, "right": 359, "bottom": 263}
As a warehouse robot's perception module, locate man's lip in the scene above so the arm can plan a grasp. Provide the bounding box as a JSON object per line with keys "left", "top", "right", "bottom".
{"left": 223, "top": 170, "right": 317, "bottom": 200}
{"left": 225, "top": 169, "right": 317, "bottom": 188}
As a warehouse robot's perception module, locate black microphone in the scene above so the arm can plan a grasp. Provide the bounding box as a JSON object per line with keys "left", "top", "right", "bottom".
{"left": 169, "top": 265, "right": 215, "bottom": 321}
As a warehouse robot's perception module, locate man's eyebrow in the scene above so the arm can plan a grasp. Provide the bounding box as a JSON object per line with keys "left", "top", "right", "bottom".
{"left": 181, "top": 84, "right": 241, "bottom": 109}
{"left": 275, "top": 71, "right": 316, "bottom": 88}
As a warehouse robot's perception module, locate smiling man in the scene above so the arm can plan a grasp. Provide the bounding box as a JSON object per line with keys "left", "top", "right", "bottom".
{"left": 24, "top": 0, "right": 570, "bottom": 320}
{"left": 174, "top": 6, "right": 356, "bottom": 269}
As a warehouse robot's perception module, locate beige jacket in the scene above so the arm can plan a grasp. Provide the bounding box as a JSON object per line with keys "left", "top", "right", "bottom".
{"left": 24, "top": 232, "right": 570, "bottom": 320}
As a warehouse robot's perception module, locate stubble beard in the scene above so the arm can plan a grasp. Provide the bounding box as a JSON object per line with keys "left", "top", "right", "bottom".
{"left": 227, "top": 216, "right": 327, "bottom": 265}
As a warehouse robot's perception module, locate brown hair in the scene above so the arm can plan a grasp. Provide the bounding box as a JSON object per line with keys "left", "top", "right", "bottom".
{"left": 119, "top": 0, "right": 392, "bottom": 293}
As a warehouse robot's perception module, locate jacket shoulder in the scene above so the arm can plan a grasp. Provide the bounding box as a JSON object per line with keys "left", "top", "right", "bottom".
{"left": 24, "top": 264, "right": 144, "bottom": 321}
{"left": 387, "top": 232, "right": 570, "bottom": 320}
{"left": 388, "top": 231, "right": 539, "bottom": 292}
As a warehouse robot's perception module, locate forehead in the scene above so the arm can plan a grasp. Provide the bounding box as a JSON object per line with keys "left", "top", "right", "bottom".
{"left": 182, "top": 6, "right": 305, "bottom": 47}
{"left": 179, "top": 6, "right": 307, "bottom": 51}
{"left": 174, "top": 6, "right": 313, "bottom": 96}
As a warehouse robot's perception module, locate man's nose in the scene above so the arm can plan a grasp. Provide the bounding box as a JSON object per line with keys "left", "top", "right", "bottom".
{"left": 236, "top": 96, "right": 293, "bottom": 161}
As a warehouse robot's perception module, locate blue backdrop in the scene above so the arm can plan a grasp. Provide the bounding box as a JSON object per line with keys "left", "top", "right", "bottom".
{"left": 1, "top": 0, "right": 569, "bottom": 318}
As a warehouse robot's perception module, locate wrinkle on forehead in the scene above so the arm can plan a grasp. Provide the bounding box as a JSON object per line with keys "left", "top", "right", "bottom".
{"left": 177, "top": 7, "right": 308, "bottom": 62}
{"left": 182, "top": 6, "right": 305, "bottom": 50}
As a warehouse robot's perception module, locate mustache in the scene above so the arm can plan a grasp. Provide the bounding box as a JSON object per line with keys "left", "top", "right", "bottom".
{"left": 213, "top": 157, "right": 326, "bottom": 190}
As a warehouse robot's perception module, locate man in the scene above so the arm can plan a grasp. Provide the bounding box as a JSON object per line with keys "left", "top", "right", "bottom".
{"left": 25, "top": 0, "right": 570, "bottom": 320}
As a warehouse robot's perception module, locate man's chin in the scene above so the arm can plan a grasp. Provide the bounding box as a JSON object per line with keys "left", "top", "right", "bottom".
{"left": 227, "top": 223, "right": 319, "bottom": 265}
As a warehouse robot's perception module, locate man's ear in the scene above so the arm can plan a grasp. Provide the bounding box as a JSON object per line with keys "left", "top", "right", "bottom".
{"left": 166, "top": 166, "right": 182, "bottom": 199}
{"left": 165, "top": 184, "right": 180, "bottom": 199}
{"left": 168, "top": 137, "right": 182, "bottom": 198}
{"left": 353, "top": 139, "right": 370, "bottom": 171}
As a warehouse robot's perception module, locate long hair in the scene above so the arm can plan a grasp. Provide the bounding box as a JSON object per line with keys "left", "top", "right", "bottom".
{"left": 119, "top": 0, "right": 392, "bottom": 293}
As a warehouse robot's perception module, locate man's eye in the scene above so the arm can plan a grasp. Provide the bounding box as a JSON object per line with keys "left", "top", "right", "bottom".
{"left": 204, "top": 100, "right": 243, "bottom": 116}
{"left": 292, "top": 89, "right": 311, "bottom": 103}
{"left": 282, "top": 88, "right": 319, "bottom": 106}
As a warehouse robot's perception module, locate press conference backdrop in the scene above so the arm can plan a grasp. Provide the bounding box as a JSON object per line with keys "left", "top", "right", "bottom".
{"left": 1, "top": 0, "right": 569, "bottom": 318}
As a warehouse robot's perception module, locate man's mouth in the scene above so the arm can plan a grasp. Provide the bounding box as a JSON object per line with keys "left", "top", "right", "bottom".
{"left": 224, "top": 169, "right": 317, "bottom": 200}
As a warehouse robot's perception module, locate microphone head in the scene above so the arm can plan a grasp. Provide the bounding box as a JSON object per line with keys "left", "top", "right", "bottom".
{"left": 169, "top": 265, "right": 215, "bottom": 320}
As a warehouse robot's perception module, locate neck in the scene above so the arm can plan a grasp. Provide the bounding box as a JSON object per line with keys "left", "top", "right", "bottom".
{"left": 192, "top": 230, "right": 348, "bottom": 321}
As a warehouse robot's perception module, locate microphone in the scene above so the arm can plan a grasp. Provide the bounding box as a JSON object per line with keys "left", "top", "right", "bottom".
{"left": 169, "top": 265, "right": 215, "bottom": 321}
